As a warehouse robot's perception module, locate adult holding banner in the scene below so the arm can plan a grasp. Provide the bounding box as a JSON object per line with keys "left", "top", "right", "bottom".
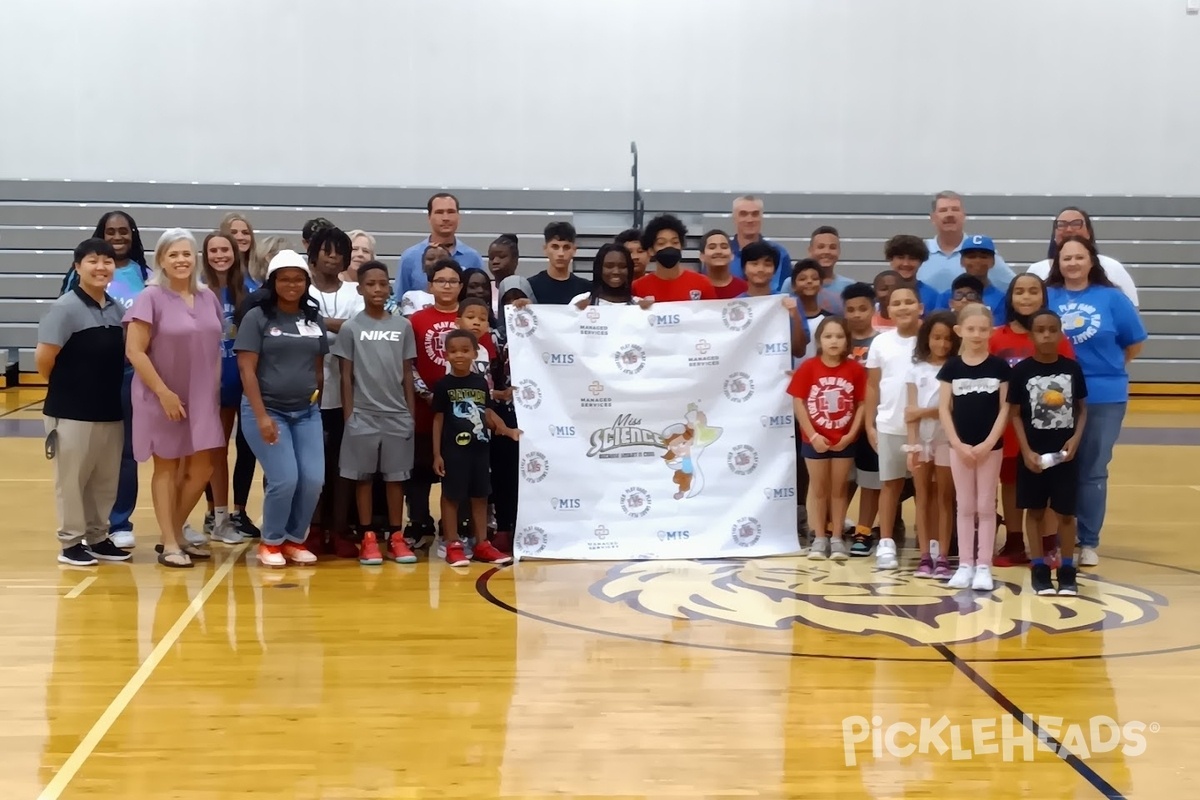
{"left": 505, "top": 296, "right": 800, "bottom": 561}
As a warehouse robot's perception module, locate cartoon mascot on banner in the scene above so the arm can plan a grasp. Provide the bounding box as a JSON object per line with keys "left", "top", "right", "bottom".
{"left": 661, "top": 403, "right": 723, "bottom": 500}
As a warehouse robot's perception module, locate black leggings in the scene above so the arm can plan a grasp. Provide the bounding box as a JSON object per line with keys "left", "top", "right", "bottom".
{"left": 204, "top": 408, "right": 258, "bottom": 509}
{"left": 490, "top": 403, "right": 520, "bottom": 532}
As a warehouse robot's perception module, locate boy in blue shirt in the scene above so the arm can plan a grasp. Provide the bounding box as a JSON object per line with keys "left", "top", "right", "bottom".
{"left": 883, "top": 235, "right": 939, "bottom": 315}
{"left": 937, "top": 235, "right": 1005, "bottom": 322}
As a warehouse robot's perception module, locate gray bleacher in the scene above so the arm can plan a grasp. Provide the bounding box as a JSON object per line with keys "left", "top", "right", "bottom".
{"left": 1, "top": 182, "right": 1197, "bottom": 384}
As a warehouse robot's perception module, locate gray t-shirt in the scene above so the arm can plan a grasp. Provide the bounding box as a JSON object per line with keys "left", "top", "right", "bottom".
{"left": 234, "top": 306, "right": 328, "bottom": 412}
{"left": 332, "top": 311, "right": 417, "bottom": 434}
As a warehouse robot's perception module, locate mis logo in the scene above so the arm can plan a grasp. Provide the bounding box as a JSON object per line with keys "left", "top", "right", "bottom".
{"left": 763, "top": 486, "right": 795, "bottom": 500}
{"left": 542, "top": 352, "right": 575, "bottom": 366}
{"left": 550, "top": 497, "right": 582, "bottom": 510}
{"left": 657, "top": 530, "right": 690, "bottom": 541}
{"left": 648, "top": 313, "right": 681, "bottom": 327}
{"left": 757, "top": 341, "right": 790, "bottom": 356}
{"left": 548, "top": 424, "right": 576, "bottom": 438}
{"left": 760, "top": 414, "right": 794, "bottom": 428}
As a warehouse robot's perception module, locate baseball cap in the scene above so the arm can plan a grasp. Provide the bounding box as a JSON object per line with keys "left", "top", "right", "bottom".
{"left": 962, "top": 235, "right": 995, "bottom": 254}
{"left": 266, "top": 249, "right": 310, "bottom": 278}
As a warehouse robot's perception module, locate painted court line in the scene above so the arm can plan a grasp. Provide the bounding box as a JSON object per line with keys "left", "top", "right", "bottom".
{"left": 63, "top": 576, "right": 96, "bottom": 599}
{"left": 35, "top": 544, "right": 248, "bottom": 800}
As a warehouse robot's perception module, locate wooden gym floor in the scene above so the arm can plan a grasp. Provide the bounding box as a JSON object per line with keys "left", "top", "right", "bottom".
{"left": 3, "top": 387, "right": 1199, "bottom": 799}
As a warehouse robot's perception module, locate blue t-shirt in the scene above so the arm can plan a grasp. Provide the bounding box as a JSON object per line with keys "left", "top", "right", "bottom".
{"left": 817, "top": 274, "right": 855, "bottom": 315}
{"left": 916, "top": 280, "right": 939, "bottom": 317}
{"left": 1047, "top": 284, "right": 1146, "bottom": 405}
{"left": 106, "top": 263, "right": 147, "bottom": 312}
{"left": 935, "top": 283, "right": 1006, "bottom": 324}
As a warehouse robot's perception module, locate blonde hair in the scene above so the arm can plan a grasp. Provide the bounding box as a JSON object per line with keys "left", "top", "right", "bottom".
{"left": 257, "top": 235, "right": 291, "bottom": 273}
{"left": 151, "top": 228, "right": 201, "bottom": 291}
{"left": 956, "top": 301, "right": 993, "bottom": 326}
{"left": 219, "top": 212, "right": 267, "bottom": 283}
{"left": 347, "top": 229, "right": 377, "bottom": 258}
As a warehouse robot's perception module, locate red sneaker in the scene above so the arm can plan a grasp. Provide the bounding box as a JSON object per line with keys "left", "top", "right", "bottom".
{"left": 388, "top": 532, "right": 417, "bottom": 564}
{"left": 444, "top": 540, "right": 470, "bottom": 567}
{"left": 359, "top": 531, "right": 383, "bottom": 565}
{"left": 993, "top": 540, "right": 1030, "bottom": 567}
{"left": 472, "top": 540, "right": 514, "bottom": 565}
{"left": 257, "top": 543, "right": 285, "bottom": 568}
{"left": 333, "top": 534, "right": 359, "bottom": 559}
{"left": 282, "top": 543, "right": 317, "bottom": 565}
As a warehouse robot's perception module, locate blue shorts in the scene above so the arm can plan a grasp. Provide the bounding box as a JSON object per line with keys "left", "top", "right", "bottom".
{"left": 801, "top": 441, "right": 856, "bottom": 460}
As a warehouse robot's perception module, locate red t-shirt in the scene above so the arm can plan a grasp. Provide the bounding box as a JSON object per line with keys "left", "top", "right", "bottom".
{"left": 711, "top": 276, "right": 748, "bottom": 299}
{"left": 408, "top": 307, "right": 496, "bottom": 431}
{"left": 990, "top": 324, "right": 1075, "bottom": 458}
{"left": 632, "top": 270, "right": 718, "bottom": 302}
{"left": 786, "top": 357, "right": 867, "bottom": 445}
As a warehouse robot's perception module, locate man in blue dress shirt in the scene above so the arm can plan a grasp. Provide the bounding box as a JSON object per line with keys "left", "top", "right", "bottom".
{"left": 920, "top": 191, "right": 1016, "bottom": 293}
{"left": 392, "top": 192, "right": 486, "bottom": 301}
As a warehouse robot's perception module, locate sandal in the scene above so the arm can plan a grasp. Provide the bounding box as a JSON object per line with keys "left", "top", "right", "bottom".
{"left": 157, "top": 549, "right": 194, "bottom": 569}
{"left": 155, "top": 543, "right": 212, "bottom": 560}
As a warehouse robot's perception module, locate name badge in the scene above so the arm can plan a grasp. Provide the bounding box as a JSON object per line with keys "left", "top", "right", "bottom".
{"left": 296, "top": 321, "right": 322, "bottom": 338}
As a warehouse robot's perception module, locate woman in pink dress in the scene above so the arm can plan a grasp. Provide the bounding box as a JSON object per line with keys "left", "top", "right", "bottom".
{"left": 124, "top": 229, "right": 226, "bottom": 568}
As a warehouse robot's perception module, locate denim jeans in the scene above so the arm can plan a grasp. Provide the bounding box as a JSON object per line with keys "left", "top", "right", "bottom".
{"left": 240, "top": 399, "right": 325, "bottom": 545}
{"left": 108, "top": 366, "right": 138, "bottom": 534}
{"left": 1075, "top": 401, "right": 1126, "bottom": 549}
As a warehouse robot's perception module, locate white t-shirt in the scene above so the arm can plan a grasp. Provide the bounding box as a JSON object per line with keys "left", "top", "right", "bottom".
{"left": 400, "top": 289, "right": 435, "bottom": 317}
{"left": 568, "top": 292, "right": 642, "bottom": 307}
{"left": 906, "top": 360, "right": 946, "bottom": 445}
{"left": 1026, "top": 254, "right": 1138, "bottom": 307}
{"left": 801, "top": 312, "right": 827, "bottom": 363}
{"left": 866, "top": 328, "right": 918, "bottom": 436}
{"left": 310, "top": 282, "right": 365, "bottom": 409}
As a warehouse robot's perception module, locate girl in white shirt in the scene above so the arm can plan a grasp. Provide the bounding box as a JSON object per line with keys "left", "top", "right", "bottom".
{"left": 905, "top": 311, "right": 958, "bottom": 580}
{"left": 1025, "top": 207, "right": 1138, "bottom": 306}
{"left": 571, "top": 244, "right": 648, "bottom": 308}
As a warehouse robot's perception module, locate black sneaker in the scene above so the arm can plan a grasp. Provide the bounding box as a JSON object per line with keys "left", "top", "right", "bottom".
{"left": 86, "top": 539, "right": 134, "bottom": 562}
{"left": 231, "top": 512, "right": 261, "bottom": 539}
{"left": 59, "top": 543, "right": 98, "bottom": 566}
{"left": 1031, "top": 563, "right": 1055, "bottom": 595}
{"left": 850, "top": 532, "right": 872, "bottom": 557}
{"left": 1056, "top": 565, "right": 1078, "bottom": 596}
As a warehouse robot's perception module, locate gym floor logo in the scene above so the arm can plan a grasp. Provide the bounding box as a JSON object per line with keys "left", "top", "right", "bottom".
{"left": 520, "top": 451, "right": 550, "bottom": 483}
{"left": 588, "top": 559, "right": 1167, "bottom": 646}
{"left": 724, "top": 372, "right": 756, "bottom": 403}
{"left": 615, "top": 343, "right": 647, "bottom": 375}
{"left": 508, "top": 307, "right": 538, "bottom": 338}
{"left": 726, "top": 444, "right": 759, "bottom": 476}
{"left": 619, "top": 486, "right": 652, "bottom": 518}
{"left": 722, "top": 300, "right": 753, "bottom": 331}
{"left": 514, "top": 379, "right": 543, "bottom": 411}
{"left": 516, "top": 525, "right": 548, "bottom": 556}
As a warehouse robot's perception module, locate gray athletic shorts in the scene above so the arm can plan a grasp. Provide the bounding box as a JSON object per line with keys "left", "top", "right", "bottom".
{"left": 339, "top": 410, "right": 415, "bottom": 481}
{"left": 877, "top": 432, "right": 910, "bottom": 483}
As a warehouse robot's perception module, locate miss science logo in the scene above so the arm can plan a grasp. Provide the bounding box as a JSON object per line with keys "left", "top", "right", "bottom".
{"left": 586, "top": 414, "right": 665, "bottom": 460}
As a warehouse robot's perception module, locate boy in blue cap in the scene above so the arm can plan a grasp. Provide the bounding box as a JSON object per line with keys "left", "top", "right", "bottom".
{"left": 938, "top": 235, "right": 1006, "bottom": 323}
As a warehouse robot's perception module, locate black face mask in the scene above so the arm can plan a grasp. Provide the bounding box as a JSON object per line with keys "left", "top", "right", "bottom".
{"left": 655, "top": 247, "right": 682, "bottom": 268}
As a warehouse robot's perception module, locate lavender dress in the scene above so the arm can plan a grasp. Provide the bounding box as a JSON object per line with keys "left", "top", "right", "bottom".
{"left": 124, "top": 286, "right": 225, "bottom": 462}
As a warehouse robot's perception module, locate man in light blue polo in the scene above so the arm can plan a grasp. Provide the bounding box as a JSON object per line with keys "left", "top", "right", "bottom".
{"left": 392, "top": 192, "right": 486, "bottom": 301}
{"left": 727, "top": 194, "right": 793, "bottom": 294}
{"left": 920, "top": 190, "right": 1016, "bottom": 293}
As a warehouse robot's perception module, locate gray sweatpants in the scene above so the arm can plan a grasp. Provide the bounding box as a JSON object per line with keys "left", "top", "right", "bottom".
{"left": 45, "top": 416, "right": 123, "bottom": 547}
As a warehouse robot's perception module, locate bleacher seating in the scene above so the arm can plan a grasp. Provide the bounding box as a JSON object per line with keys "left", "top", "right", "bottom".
{"left": 2, "top": 182, "right": 1197, "bottom": 385}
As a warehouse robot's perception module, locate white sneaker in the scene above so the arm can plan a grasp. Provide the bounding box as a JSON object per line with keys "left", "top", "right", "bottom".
{"left": 875, "top": 538, "right": 898, "bottom": 570}
{"left": 971, "top": 565, "right": 994, "bottom": 591}
{"left": 947, "top": 565, "right": 975, "bottom": 589}
{"left": 110, "top": 530, "right": 136, "bottom": 549}
{"left": 829, "top": 536, "right": 849, "bottom": 562}
{"left": 182, "top": 523, "right": 207, "bottom": 547}
{"left": 210, "top": 520, "right": 245, "bottom": 545}
{"left": 1079, "top": 547, "right": 1099, "bottom": 567}
{"left": 808, "top": 536, "right": 829, "bottom": 561}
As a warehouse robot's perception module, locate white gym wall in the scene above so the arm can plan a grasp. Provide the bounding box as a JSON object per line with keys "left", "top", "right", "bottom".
{"left": 1, "top": 0, "right": 1196, "bottom": 195}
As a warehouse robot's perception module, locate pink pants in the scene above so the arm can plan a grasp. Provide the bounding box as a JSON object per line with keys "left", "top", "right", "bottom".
{"left": 949, "top": 448, "right": 1003, "bottom": 567}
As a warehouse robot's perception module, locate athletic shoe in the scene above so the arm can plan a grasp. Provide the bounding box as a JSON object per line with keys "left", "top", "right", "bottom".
{"left": 444, "top": 540, "right": 470, "bottom": 567}
{"left": 303, "top": 526, "right": 326, "bottom": 556}
{"left": 387, "top": 532, "right": 417, "bottom": 564}
{"left": 850, "top": 533, "right": 872, "bottom": 558}
{"left": 182, "top": 523, "right": 206, "bottom": 547}
{"left": 829, "top": 536, "right": 849, "bottom": 562}
{"left": 1031, "top": 563, "right": 1055, "bottom": 596}
{"left": 86, "top": 539, "right": 133, "bottom": 562}
{"left": 358, "top": 532, "right": 383, "bottom": 566}
{"left": 282, "top": 543, "right": 317, "bottom": 565}
{"left": 492, "top": 530, "right": 514, "bottom": 554}
{"left": 808, "top": 536, "right": 830, "bottom": 561}
{"left": 875, "top": 538, "right": 898, "bottom": 570}
{"left": 257, "top": 544, "right": 286, "bottom": 568}
{"left": 437, "top": 537, "right": 474, "bottom": 561}
{"left": 472, "top": 540, "right": 513, "bottom": 565}
{"left": 947, "top": 565, "right": 975, "bottom": 589}
{"left": 932, "top": 556, "right": 952, "bottom": 579}
{"left": 1056, "top": 565, "right": 1079, "bottom": 596}
{"left": 971, "top": 565, "right": 994, "bottom": 591}
{"left": 203, "top": 512, "right": 215, "bottom": 536}
{"left": 110, "top": 530, "right": 136, "bottom": 549}
{"left": 333, "top": 534, "right": 359, "bottom": 559}
{"left": 231, "top": 512, "right": 261, "bottom": 539}
{"left": 1078, "top": 547, "right": 1099, "bottom": 567}
{"left": 993, "top": 541, "right": 1030, "bottom": 567}
{"left": 210, "top": 520, "right": 245, "bottom": 545}
{"left": 59, "top": 543, "right": 98, "bottom": 566}
{"left": 913, "top": 555, "right": 934, "bottom": 579}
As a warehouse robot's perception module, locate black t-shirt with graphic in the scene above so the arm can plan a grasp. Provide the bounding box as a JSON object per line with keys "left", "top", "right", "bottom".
{"left": 1007, "top": 355, "right": 1088, "bottom": 455}
{"left": 432, "top": 371, "right": 492, "bottom": 453}
{"left": 936, "top": 354, "right": 1011, "bottom": 448}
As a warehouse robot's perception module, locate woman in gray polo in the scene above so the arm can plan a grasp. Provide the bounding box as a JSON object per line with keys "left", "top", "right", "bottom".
{"left": 36, "top": 239, "right": 134, "bottom": 566}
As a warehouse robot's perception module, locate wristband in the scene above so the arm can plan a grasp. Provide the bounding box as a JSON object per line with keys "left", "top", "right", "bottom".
{"left": 901, "top": 444, "right": 923, "bottom": 453}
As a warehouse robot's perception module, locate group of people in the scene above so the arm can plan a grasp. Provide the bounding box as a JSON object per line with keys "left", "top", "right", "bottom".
{"left": 35, "top": 192, "right": 1145, "bottom": 595}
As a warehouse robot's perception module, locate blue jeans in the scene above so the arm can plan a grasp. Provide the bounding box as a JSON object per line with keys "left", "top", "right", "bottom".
{"left": 108, "top": 366, "right": 138, "bottom": 534}
{"left": 240, "top": 400, "right": 325, "bottom": 545}
{"left": 1075, "top": 401, "right": 1126, "bottom": 549}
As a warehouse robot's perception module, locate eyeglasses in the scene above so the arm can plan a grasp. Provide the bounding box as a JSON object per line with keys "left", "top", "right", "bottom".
{"left": 952, "top": 291, "right": 981, "bottom": 302}
{"left": 1054, "top": 219, "right": 1086, "bottom": 230}
{"left": 431, "top": 279, "right": 461, "bottom": 287}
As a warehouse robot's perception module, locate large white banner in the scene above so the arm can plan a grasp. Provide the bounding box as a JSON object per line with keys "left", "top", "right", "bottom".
{"left": 505, "top": 296, "right": 798, "bottom": 561}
